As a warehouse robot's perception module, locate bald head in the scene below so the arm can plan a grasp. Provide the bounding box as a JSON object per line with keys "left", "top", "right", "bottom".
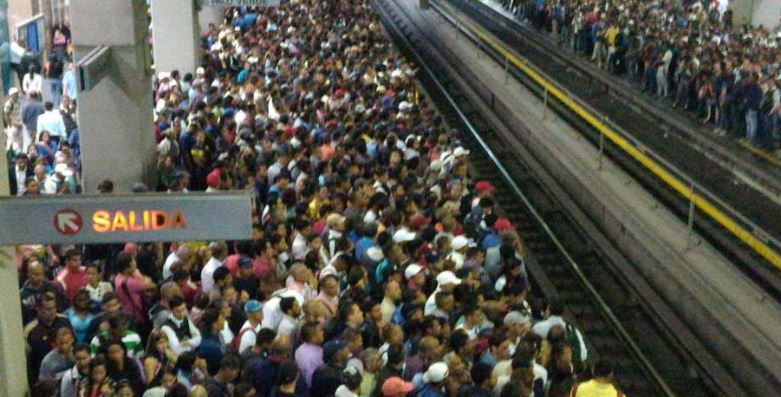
{"left": 271, "top": 334, "right": 292, "bottom": 357}
{"left": 176, "top": 243, "right": 194, "bottom": 260}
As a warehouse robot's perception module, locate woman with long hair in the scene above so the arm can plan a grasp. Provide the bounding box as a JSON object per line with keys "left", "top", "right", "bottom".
{"left": 143, "top": 331, "right": 177, "bottom": 386}
{"left": 79, "top": 358, "right": 115, "bottom": 397}
{"left": 104, "top": 340, "right": 144, "bottom": 395}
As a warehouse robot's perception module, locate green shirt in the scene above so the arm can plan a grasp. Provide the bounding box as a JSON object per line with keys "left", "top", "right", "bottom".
{"left": 89, "top": 329, "right": 143, "bottom": 358}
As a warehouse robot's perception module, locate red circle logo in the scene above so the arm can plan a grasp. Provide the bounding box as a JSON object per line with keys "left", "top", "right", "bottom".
{"left": 53, "top": 209, "right": 83, "bottom": 236}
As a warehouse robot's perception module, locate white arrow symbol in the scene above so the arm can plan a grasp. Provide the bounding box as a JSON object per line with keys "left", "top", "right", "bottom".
{"left": 58, "top": 212, "right": 80, "bottom": 232}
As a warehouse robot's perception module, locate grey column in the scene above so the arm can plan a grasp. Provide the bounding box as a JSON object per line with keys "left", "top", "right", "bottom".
{"left": 0, "top": 66, "right": 28, "bottom": 397}
{"left": 71, "top": 0, "right": 156, "bottom": 193}
{"left": 151, "top": 0, "right": 201, "bottom": 74}
{"left": 199, "top": 4, "right": 224, "bottom": 32}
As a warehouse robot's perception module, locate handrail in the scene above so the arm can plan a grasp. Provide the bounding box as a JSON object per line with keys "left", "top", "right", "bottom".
{"left": 431, "top": 0, "right": 781, "bottom": 271}
{"left": 371, "top": 1, "right": 677, "bottom": 396}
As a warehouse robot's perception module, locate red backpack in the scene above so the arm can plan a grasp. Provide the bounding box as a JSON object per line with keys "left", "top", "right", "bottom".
{"left": 229, "top": 327, "right": 256, "bottom": 352}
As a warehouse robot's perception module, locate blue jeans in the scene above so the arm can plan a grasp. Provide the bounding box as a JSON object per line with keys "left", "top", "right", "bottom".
{"left": 50, "top": 78, "right": 62, "bottom": 105}
{"left": 746, "top": 110, "right": 758, "bottom": 142}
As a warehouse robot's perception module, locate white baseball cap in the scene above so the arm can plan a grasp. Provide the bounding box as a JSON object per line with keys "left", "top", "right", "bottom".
{"left": 393, "top": 228, "right": 417, "bottom": 243}
{"left": 504, "top": 311, "right": 531, "bottom": 326}
{"left": 422, "top": 362, "right": 449, "bottom": 383}
{"left": 453, "top": 147, "right": 470, "bottom": 157}
{"left": 367, "top": 246, "right": 384, "bottom": 262}
{"left": 405, "top": 264, "right": 423, "bottom": 279}
{"left": 435, "top": 271, "right": 461, "bottom": 286}
{"left": 451, "top": 235, "right": 471, "bottom": 250}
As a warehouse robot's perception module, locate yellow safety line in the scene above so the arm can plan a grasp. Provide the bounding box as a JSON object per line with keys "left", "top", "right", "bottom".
{"left": 455, "top": 14, "right": 781, "bottom": 270}
{"left": 739, "top": 140, "right": 781, "bottom": 169}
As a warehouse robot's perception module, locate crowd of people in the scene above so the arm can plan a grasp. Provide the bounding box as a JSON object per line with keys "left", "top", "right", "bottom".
{"left": 5, "top": 28, "right": 80, "bottom": 196}
{"left": 502, "top": 0, "right": 781, "bottom": 150}
{"left": 11, "top": 0, "right": 628, "bottom": 396}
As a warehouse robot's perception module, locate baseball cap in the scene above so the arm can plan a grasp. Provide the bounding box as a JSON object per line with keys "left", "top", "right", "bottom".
{"left": 404, "top": 264, "right": 423, "bottom": 280}
{"left": 238, "top": 256, "right": 253, "bottom": 268}
{"left": 452, "top": 147, "right": 470, "bottom": 157}
{"left": 504, "top": 311, "right": 530, "bottom": 326}
{"left": 475, "top": 181, "right": 496, "bottom": 194}
{"left": 422, "top": 362, "right": 449, "bottom": 383}
{"left": 326, "top": 213, "right": 346, "bottom": 228}
{"left": 323, "top": 339, "right": 348, "bottom": 363}
{"left": 435, "top": 271, "right": 461, "bottom": 286}
{"left": 244, "top": 299, "right": 263, "bottom": 313}
{"left": 367, "top": 246, "right": 384, "bottom": 262}
{"left": 381, "top": 377, "right": 414, "bottom": 396}
{"left": 393, "top": 228, "right": 417, "bottom": 243}
{"left": 494, "top": 217, "right": 514, "bottom": 232}
{"left": 451, "top": 235, "right": 471, "bottom": 250}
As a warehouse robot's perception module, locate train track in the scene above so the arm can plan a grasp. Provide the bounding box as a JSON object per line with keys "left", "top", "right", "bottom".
{"left": 370, "top": 0, "right": 719, "bottom": 396}
{"left": 440, "top": 0, "right": 781, "bottom": 299}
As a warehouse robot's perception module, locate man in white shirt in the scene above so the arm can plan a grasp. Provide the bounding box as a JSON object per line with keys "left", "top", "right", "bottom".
{"left": 291, "top": 219, "right": 311, "bottom": 260}
{"left": 163, "top": 244, "right": 194, "bottom": 280}
{"left": 380, "top": 279, "right": 401, "bottom": 324}
{"left": 424, "top": 271, "right": 461, "bottom": 315}
{"left": 160, "top": 296, "right": 202, "bottom": 355}
{"left": 277, "top": 296, "right": 302, "bottom": 342}
{"left": 36, "top": 101, "right": 67, "bottom": 143}
{"left": 237, "top": 299, "right": 264, "bottom": 354}
{"left": 23, "top": 65, "right": 43, "bottom": 95}
{"left": 201, "top": 241, "right": 228, "bottom": 294}
{"left": 531, "top": 301, "right": 588, "bottom": 361}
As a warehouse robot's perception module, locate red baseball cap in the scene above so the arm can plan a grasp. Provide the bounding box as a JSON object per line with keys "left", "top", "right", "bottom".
{"left": 382, "top": 377, "right": 414, "bottom": 396}
{"left": 494, "top": 217, "right": 514, "bottom": 232}
{"left": 475, "top": 180, "right": 496, "bottom": 194}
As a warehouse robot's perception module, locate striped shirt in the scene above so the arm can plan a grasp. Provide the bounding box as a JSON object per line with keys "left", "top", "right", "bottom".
{"left": 89, "top": 330, "right": 143, "bottom": 358}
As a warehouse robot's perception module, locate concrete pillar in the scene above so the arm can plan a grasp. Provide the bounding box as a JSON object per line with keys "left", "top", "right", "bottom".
{"left": 71, "top": 0, "right": 157, "bottom": 193}
{"left": 752, "top": 0, "right": 781, "bottom": 27}
{"left": 729, "top": 0, "right": 755, "bottom": 26}
{"left": 198, "top": 4, "right": 224, "bottom": 33}
{"left": 0, "top": 65, "right": 28, "bottom": 397}
{"left": 151, "top": 0, "right": 200, "bottom": 75}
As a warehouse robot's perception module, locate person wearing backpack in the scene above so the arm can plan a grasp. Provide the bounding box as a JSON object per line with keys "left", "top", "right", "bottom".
{"left": 232, "top": 299, "right": 264, "bottom": 354}
{"left": 531, "top": 300, "right": 588, "bottom": 370}
{"left": 570, "top": 359, "right": 625, "bottom": 397}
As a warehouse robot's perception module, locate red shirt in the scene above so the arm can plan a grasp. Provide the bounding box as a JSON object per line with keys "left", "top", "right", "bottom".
{"left": 114, "top": 273, "right": 147, "bottom": 323}
{"left": 55, "top": 266, "right": 90, "bottom": 303}
{"left": 224, "top": 253, "right": 241, "bottom": 276}
{"left": 253, "top": 256, "right": 273, "bottom": 279}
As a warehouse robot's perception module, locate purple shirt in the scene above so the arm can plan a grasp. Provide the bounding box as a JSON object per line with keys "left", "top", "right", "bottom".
{"left": 295, "top": 342, "right": 323, "bottom": 387}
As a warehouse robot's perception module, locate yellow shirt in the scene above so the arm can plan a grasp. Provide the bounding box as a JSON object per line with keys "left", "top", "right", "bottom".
{"left": 605, "top": 26, "right": 620, "bottom": 46}
{"left": 573, "top": 379, "right": 622, "bottom": 397}
{"left": 308, "top": 198, "right": 323, "bottom": 220}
